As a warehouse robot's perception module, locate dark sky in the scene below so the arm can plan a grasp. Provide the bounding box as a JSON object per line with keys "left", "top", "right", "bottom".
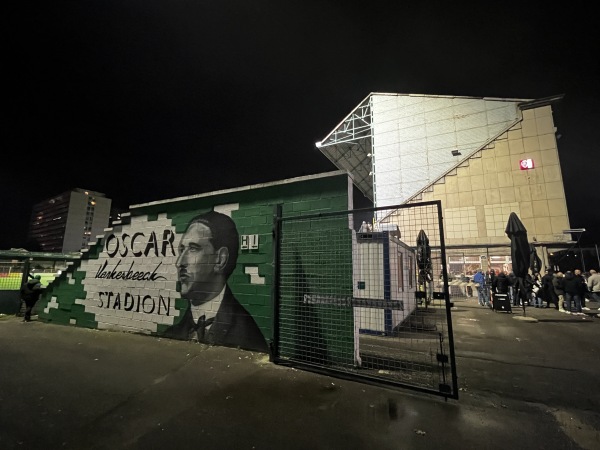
{"left": 4, "top": 2, "right": 599, "bottom": 249}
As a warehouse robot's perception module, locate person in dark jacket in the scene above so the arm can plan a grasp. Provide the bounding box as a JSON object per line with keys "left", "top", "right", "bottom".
{"left": 540, "top": 269, "right": 558, "bottom": 309}
{"left": 482, "top": 269, "right": 494, "bottom": 307}
{"left": 530, "top": 272, "right": 544, "bottom": 307}
{"left": 492, "top": 271, "right": 510, "bottom": 295}
{"left": 563, "top": 270, "right": 585, "bottom": 314}
{"left": 574, "top": 269, "right": 589, "bottom": 309}
{"left": 523, "top": 273, "right": 534, "bottom": 306}
{"left": 491, "top": 271, "right": 510, "bottom": 310}
{"left": 507, "top": 272, "right": 518, "bottom": 306}
{"left": 20, "top": 275, "right": 43, "bottom": 322}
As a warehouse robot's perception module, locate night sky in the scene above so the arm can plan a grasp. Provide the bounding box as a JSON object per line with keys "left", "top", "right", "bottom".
{"left": 4, "top": 2, "right": 599, "bottom": 249}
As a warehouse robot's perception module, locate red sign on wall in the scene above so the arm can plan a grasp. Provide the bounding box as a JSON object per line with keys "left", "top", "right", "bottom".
{"left": 520, "top": 159, "right": 534, "bottom": 170}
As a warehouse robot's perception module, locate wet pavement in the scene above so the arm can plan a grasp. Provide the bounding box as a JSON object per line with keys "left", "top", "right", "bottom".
{"left": 1, "top": 296, "right": 599, "bottom": 450}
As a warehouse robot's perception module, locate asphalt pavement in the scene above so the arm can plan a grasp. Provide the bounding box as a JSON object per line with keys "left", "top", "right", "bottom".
{"left": 1, "top": 296, "right": 599, "bottom": 450}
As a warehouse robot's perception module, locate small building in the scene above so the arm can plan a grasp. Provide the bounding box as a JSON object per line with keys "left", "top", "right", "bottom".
{"left": 353, "top": 229, "right": 416, "bottom": 334}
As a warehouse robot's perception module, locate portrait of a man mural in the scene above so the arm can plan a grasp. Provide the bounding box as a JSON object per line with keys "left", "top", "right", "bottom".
{"left": 163, "top": 210, "right": 268, "bottom": 353}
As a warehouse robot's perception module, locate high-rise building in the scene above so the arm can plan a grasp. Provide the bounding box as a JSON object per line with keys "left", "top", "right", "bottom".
{"left": 27, "top": 188, "right": 112, "bottom": 253}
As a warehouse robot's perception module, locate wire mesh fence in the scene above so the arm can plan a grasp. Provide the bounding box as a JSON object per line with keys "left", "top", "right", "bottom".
{"left": 0, "top": 262, "right": 25, "bottom": 290}
{"left": 274, "top": 201, "right": 458, "bottom": 399}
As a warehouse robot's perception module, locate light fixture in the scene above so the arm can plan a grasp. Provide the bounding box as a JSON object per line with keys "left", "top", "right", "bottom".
{"left": 367, "top": 153, "right": 372, "bottom": 157}
{"left": 562, "top": 228, "right": 585, "bottom": 233}
{"left": 451, "top": 150, "right": 461, "bottom": 156}
{"left": 315, "top": 141, "right": 322, "bottom": 148}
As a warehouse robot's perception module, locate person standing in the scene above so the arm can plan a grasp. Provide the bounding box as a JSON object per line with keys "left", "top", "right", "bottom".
{"left": 20, "top": 275, "right": 43, "bottom": 322}
{"left": 541, "top": 269, "right": 558, "bottom": 309}
{"left": 492, "top": 271, "right": 509, "bottom": 294}
{"left": 574, "top": 269, "right": 589, "bottom": 309}
{"left": 587, "top": 269, "right": 600, "bottom": 302}
{"left": 553, "top": 271, "right": 566, "bottom": 312}
{"left": 484, "top": 269, "right": 495, "bottom": 307}
{"left": 524, "top": 272, "right": 534, "bottom": 306}
{"left": 163, "top": 210, "right": 268, "bottom": 353}
{"left": 473, "top": 269, "right": 486, "bottom": 306}
{"left": 489, "top": 270, "right": 511, "bottom": 311}
{"left": 507, "top": 271, "right": 518, "bottom": 306}
{"left": 563, "top": 270, "right": 585, "bottom": 314}
{"left": 530, "top": 272, "right": 543, "bottom": 308}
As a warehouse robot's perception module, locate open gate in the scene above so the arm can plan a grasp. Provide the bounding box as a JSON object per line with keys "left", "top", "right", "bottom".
{"left": 272, "top": 200, "right": 458, "bottom": 399}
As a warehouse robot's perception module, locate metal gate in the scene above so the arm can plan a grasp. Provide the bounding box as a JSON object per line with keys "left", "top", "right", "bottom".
{"left": 272, "top": 200, "right": 458, "bottom": 399}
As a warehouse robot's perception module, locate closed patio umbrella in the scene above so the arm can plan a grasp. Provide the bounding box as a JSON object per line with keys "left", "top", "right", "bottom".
{"left": 505, "top": 213, "right": 530, "bottom": 315}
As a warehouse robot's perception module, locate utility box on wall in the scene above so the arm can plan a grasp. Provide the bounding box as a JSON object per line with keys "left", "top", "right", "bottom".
{"left": 240, "top": 234, "right": 259, "bottom": 250}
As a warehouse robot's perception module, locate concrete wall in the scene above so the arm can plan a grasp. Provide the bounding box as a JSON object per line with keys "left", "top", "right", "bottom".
{"left": 36, "top": 171, "right": 352, "bottom": 353}
{"left": 409, "top": 105, "right": 570, "bottom": 246}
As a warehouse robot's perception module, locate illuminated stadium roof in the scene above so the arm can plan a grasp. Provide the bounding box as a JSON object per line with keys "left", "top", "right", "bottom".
{"left": 316, "top": 93, "right": 545, "bottom": 208}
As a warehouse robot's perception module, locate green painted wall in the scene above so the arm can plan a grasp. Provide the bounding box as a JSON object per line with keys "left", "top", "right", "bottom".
{"left": 36, "top": 172, "right": 352, "bottom": 355}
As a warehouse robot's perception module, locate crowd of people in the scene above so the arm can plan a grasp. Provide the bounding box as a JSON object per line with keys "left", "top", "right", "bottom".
{"left": 471, "top": 267, "right": 600, "bottom": 316}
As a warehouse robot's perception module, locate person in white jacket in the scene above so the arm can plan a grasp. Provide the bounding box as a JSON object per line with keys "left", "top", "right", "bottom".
{"left": 587, "top": 269, "right": 600, "bottom": 302}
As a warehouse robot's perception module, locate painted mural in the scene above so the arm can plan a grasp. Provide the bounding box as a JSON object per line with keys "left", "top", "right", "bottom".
{"left": 41, "top": 204, "right": 267, "bottom": 352}
{"left": 162, "top": 210, "right": 267, "bottom": 352}
{"left": 37, "top": 171, "right": 352, "bottom": 354}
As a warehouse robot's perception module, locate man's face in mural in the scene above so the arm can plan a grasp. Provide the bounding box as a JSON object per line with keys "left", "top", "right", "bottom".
{"left": 176, "top": 222, "right": 225, "bottom": 306}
